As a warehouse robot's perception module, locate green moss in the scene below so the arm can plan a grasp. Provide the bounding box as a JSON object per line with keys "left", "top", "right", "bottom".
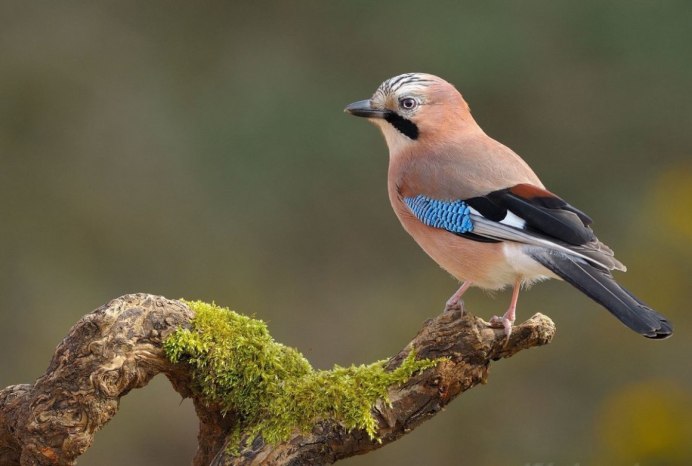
{"left": 164, "top": 300, "right": 439, "bottom": 451}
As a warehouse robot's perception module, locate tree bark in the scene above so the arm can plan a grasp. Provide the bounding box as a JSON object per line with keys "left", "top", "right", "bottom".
{"left": 0, "top": 293, "right": 555, "bottom": 466}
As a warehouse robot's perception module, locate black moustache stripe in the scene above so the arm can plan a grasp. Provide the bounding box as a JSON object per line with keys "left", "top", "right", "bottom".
{"left": 384, "top": 113, "right": 419, "bottom": 140}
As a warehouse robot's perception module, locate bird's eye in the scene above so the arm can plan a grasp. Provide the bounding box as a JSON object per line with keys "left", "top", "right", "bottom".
{"left": 399, "top": 97, "right": 418, "bottom": 110}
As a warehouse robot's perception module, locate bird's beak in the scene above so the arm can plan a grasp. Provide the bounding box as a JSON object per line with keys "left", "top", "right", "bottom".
{"left": 344, "top": 99, "right": 388, "bottom": 118}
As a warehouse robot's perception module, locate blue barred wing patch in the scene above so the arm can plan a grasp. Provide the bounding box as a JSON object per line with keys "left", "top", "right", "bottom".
{"left": 404, "top": 195, "right": 474, "bottom": 233}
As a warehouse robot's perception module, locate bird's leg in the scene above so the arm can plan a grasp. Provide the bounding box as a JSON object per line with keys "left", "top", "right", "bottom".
{"left": 444, "top": 281, "right": 473, "bottom": 312}
{"left": 489, "top": 279, "right": 521, "bottom": 338}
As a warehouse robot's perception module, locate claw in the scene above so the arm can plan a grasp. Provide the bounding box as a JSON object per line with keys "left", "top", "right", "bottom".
{"left": 444, "top": 299, "right": 463, "bottom": 313}
{"left": 488, "top": 278, "right": 521, "bottom": 341}
{"left": 489, "top": 314, "right": 514, "bottom": 339}
{"left": 444, "top": 281, "right": 472, "bottom": 313}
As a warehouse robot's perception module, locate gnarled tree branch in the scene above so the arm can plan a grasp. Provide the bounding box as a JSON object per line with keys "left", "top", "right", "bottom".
{"left": 0, "top": 293, "right": 555, "bottom": 465}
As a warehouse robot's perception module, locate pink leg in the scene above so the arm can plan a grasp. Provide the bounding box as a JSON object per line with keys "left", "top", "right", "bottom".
{"left": 445, "top": 281, "right": 473, "bottom": 312}
{"left": 489, "top": 279, "right": 521, "bottom": 338}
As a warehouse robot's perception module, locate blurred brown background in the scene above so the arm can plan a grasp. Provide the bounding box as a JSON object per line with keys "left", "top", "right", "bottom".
{"left": 1, "top": 1, "right": 691, "bottom": 465}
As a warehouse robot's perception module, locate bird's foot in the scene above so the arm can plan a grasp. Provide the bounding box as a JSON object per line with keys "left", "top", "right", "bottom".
{"left": 489, "top": 314, "right": 514, "bottom": 340}
{"left": 444, "top": 282, "right": 472, "bottom": 313}
{"left": 444, "top": 296, "right": 464, "bottom": 313}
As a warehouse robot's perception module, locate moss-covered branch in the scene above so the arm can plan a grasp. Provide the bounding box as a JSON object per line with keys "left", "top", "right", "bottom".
{"left": 164, "top": 301, "right": 440, "bottom": 452}
{"left": 0, "top": 293, "right": 555, "bottom": 466}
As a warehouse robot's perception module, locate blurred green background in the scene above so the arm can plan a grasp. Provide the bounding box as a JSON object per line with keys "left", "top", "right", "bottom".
{"left": 1, "top": 1, "right": 691, "bottom": 465}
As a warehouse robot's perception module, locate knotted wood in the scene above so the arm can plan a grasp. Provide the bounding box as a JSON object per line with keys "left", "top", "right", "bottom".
{"left": 0, "top": 294, "right": 555, "bottom": 465}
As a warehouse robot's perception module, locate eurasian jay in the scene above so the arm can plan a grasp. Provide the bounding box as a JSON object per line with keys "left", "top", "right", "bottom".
{"left": 345, "top": 73, "right": 672, "bottom": 339}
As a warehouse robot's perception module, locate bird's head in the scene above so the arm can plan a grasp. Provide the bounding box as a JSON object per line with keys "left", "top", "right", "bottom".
{"left": 345, "top": 73, "right": 476, "bottom": 153}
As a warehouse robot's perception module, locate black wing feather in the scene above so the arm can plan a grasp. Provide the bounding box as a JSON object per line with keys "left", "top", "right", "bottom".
{"left": 490, "top": 190, "right": 595, "bottom": 245}
{"left": 463, "top": 185, "right": 595, "bottom": 246}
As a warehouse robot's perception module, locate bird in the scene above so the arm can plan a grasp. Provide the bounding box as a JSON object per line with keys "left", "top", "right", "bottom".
{"left": 344, "top": 72, "right": 672, "bottom": 339}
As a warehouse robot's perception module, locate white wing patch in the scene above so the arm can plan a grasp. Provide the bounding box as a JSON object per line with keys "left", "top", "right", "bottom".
{"left": 500, "top": 210, "right": 526, "bottom": 229}
{"left": 468, "top": 206, "right": 526, "bottom": 229}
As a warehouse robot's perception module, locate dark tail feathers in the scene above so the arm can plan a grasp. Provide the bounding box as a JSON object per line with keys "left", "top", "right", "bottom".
{"left": 530, "top": 249, "right": 673, "bottom": 339}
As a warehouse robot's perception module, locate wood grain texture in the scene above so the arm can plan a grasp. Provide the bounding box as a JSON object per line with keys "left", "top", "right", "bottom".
{"left": 0, "top": 294, "right": 555, "bottom": 465}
